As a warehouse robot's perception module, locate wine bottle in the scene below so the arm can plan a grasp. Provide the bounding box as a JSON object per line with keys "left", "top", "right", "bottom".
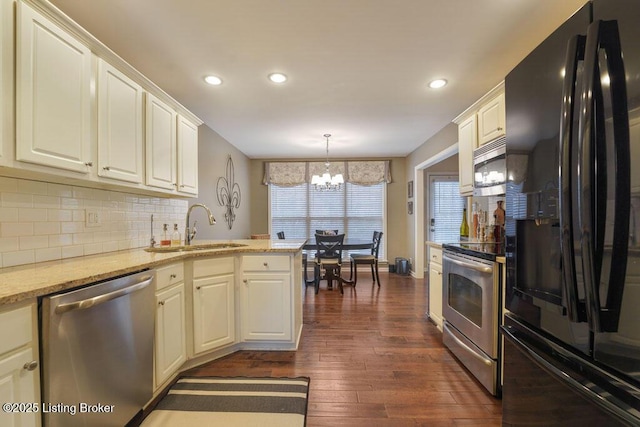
{"left": 460, "top": 208, "right": 469, "bottom": 239}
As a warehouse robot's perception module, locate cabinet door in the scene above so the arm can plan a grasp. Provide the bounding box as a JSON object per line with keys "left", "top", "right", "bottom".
{"left": 429, "top": 262, "right": 443, "bottom": 331}
{"left": 155, "top": 282, "right": 186, "bottom": 388}
{"left": 0, "top": 347, "right": 40, "bottom": 427}
{"left": 16, "top": 2, "right": 91, "bottom": 173}
{"left": 145, "top": 93, "right": 177, "bottom": 190}
{"left": 193, "top": 273, "right": 235, "bottom": 354}
{"left": 477, "top": 93, "right": 506, "bottom": 145}
{"left": 0, "top": 0, "right": 10, "bottom": 166}
{"left": 97, "top": 59, "right": 144, "bottom": 183}
{"left": 177, "top": 115, "right": 198, "bottom": 195}
{"left": 241, "top": 273, "right": 291, "bottom": 341}
{"left": 458, "top": 115, "right": 476, "bottom": 195}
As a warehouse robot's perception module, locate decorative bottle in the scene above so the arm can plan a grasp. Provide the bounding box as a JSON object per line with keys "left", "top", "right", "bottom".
{"left": 460, "top": 208, "right": 469, "bottom": 239}
{"left": 171, "top": 224, "right": 181, "bottom": 246}
{"left": 494, "top": 201, "right": 505, "bottom": 227}
{"left": 160, "top": 224, "right": 171, "bottom": 246}
{"left": 472, "top": 202, "right": 479, "bottom": 240}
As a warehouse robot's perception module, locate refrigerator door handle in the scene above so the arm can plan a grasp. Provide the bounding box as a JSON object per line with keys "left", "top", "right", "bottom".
{"left": 580, "top": 20, "right": 630, "bottom": 333}
{"left": 560, "top": 34, "right": 586, "bottom": 323}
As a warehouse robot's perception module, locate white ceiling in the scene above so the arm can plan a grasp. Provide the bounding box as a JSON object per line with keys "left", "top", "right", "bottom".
{"left": 49, "top": 0, "right": 586, "bottom": 159}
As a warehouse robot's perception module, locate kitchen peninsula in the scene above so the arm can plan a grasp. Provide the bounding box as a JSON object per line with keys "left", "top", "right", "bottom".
{"left": 0, "top": 239, "right": 306, "bottom": 426}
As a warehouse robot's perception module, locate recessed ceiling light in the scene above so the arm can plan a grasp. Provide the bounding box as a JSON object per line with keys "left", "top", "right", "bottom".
{"left": 428, "top": 79, "right": 448, "bottom": 89}
{"left": 204, "top": 75, "right": 222, "bottom": 85}
{"left": 268, "top": 73, "right": 288, "bottom": 84}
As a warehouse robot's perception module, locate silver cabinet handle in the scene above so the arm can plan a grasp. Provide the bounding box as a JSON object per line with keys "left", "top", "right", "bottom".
{"left": 23, "top": 361, "right": 38, "bottom": 371}
{"left": 55, "top": 275, "right": 153, "bottom": 314}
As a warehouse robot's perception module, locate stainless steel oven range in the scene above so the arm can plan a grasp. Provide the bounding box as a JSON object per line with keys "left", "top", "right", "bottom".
{"left": 442, "top": 244, "right": 501, "bottom": 395}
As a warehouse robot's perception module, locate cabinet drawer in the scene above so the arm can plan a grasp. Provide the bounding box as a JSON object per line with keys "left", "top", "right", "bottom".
{"left": 243, "top": 255, "right": 290, "bottom": 272}
{"left": 193, "top": 257, "right": 234, "bottom": 278}
{"left": 0, "top": 304, "right": 33, "bottom": 356}
{"left": 156, "top": 263, "right": 184, "bottom": 291}
{"left": 430, "top": 247, "right": 443, "bottom": 265}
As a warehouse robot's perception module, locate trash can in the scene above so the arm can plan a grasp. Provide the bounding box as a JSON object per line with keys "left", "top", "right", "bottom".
{"left": 395, "top": 257, "right": 410, "bottom": 275}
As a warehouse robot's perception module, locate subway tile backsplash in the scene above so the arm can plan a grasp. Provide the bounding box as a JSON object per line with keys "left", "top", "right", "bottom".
{"left": 0, "top": 177, "right": 188, "bottom": 268}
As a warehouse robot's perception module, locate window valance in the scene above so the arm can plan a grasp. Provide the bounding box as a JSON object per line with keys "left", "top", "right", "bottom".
{"left": 263, "top": 160, "right": 392, "bottom": 186}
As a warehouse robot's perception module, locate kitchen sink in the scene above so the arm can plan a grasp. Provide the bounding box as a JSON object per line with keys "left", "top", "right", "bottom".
{"left": 144, "top": 242, "right": 248, "bottom": 253}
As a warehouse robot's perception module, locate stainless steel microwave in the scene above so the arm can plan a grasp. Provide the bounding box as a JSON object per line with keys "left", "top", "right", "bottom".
{"left": 473, "top": 137, "right": 506, "bottom": 196}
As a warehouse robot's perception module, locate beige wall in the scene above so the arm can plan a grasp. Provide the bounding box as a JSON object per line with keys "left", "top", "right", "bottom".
{"left": 248, "top": 157, "right": 407, "bottom": 262}
{"left": 194, "top": 125, "right": 251, "bottom": 240}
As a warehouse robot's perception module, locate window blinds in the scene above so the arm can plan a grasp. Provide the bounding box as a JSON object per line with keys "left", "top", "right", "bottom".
{"left": 270, "top": 182, "right": 385, "bottom": 260}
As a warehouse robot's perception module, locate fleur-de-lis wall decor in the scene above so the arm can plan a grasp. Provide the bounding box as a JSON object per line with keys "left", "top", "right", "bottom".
{"left": 216, "top": 156, "right": 242, "bottom": 229}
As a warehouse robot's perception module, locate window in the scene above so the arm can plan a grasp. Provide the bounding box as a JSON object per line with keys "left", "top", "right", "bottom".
{"left": 270, "top": 182, "right": 386, "bottom": 259}
{"left": 429, "top": 175, "right": 465, "bottom": 243}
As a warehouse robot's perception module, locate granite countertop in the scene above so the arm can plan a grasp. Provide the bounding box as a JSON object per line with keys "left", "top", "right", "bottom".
{"left": 0, "top": 239, "right": 306, "bottom": 306}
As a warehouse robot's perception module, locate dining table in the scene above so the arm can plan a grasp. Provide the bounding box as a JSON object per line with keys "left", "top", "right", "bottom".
{"left": 302, "top": 239, "right": 374, "bottom": 252}
{"left": 302, "top": 238, "right": 374, "bottom": 286}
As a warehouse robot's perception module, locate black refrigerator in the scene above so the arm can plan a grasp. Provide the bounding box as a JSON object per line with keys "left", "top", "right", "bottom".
{"left": 503, "top": 0, "right": 640, "bottom": 425}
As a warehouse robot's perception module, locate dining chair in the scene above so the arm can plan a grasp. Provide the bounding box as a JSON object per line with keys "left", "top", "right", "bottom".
{"left": 278, "top": 231, "right": 313, "bottom": 285}
{"left": 315, "top": 229, "right": 339, "bottom": 235}
{"left": 349, "top": 231, "right": 383, "bottom": 287}
{"left": 314, "top": 233, "right": 345, "bottom": 294}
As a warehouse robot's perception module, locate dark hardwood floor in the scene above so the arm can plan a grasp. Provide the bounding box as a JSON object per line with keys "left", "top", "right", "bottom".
{"left": 184, "top": 270, "right": 502, "bottom": 426}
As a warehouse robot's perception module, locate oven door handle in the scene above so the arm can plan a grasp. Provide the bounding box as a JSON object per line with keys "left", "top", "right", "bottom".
{"left": 445, "top": 324, "right": 493, "bottom": 367}
{"left": 443, "top": 254, "right": 493, "bottom": 274}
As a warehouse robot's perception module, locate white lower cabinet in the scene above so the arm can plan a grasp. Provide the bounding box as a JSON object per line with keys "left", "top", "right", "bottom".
{"left": 0, "top": 301, "right": 40, "bottom": 427}
{"left": 241, "top": 255, "right": 292, "bottom": 342}
{"left": 154, "top": 263, "right": 186, "bottom": 389}
{"left": 428, "top": 246, "right": 444, "bottom": 331}
{"left": 192, "top": 257, "right": 235, "bottom": 354}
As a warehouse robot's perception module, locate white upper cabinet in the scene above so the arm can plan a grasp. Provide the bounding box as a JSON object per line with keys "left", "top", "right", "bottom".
{"left": 16, "top": 1, "right": 92, "bottom": 173}
{"left": 0, "top": 0, "right": 11, "bottom": 166}
{"left": 453, "top": 82, "right": 505, "bottom": 196}
{"left": 97, "top": 59, "right": 144, "bottom": 183}
{"left": 457, "top": 114, "right": 476, "bottom": 196}
{"left": 477, "top": 93, "right": 506, "bottom": 146}
{"left": 145, "top": 93, "right": 177, "bottom": 190}
{"left": 177, "top": 115, "right": 199, "bottom": 195}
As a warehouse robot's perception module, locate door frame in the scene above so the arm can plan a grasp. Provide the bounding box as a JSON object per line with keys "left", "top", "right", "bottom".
{"left": 413, "top": 143, "right": 458, "bottom": 278}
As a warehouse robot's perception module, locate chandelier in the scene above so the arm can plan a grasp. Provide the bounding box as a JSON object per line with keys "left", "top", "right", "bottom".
{"left": 311, "top": 134, "right": 344, "bottom": 191}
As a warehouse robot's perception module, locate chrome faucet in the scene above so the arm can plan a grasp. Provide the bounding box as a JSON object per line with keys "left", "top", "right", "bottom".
{"left": 185, "top": 204, "right": 216, "bottom": 245}
{"left": 149, "top": 214, "right": 156, "bottom": 248}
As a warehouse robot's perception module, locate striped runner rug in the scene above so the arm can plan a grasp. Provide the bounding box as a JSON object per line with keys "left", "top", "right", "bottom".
{"left": 141, "top": 376, "right": 310, "bottom": 427}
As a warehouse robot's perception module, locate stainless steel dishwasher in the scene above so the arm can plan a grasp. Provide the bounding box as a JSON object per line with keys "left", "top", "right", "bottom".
{"left": 41, "top": 269, "right": 155, "bottom": 427}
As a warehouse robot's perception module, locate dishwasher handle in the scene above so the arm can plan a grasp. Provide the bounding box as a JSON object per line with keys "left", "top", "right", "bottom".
{"left": 55, "top": 274, "right": 153, "bottom": 314}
